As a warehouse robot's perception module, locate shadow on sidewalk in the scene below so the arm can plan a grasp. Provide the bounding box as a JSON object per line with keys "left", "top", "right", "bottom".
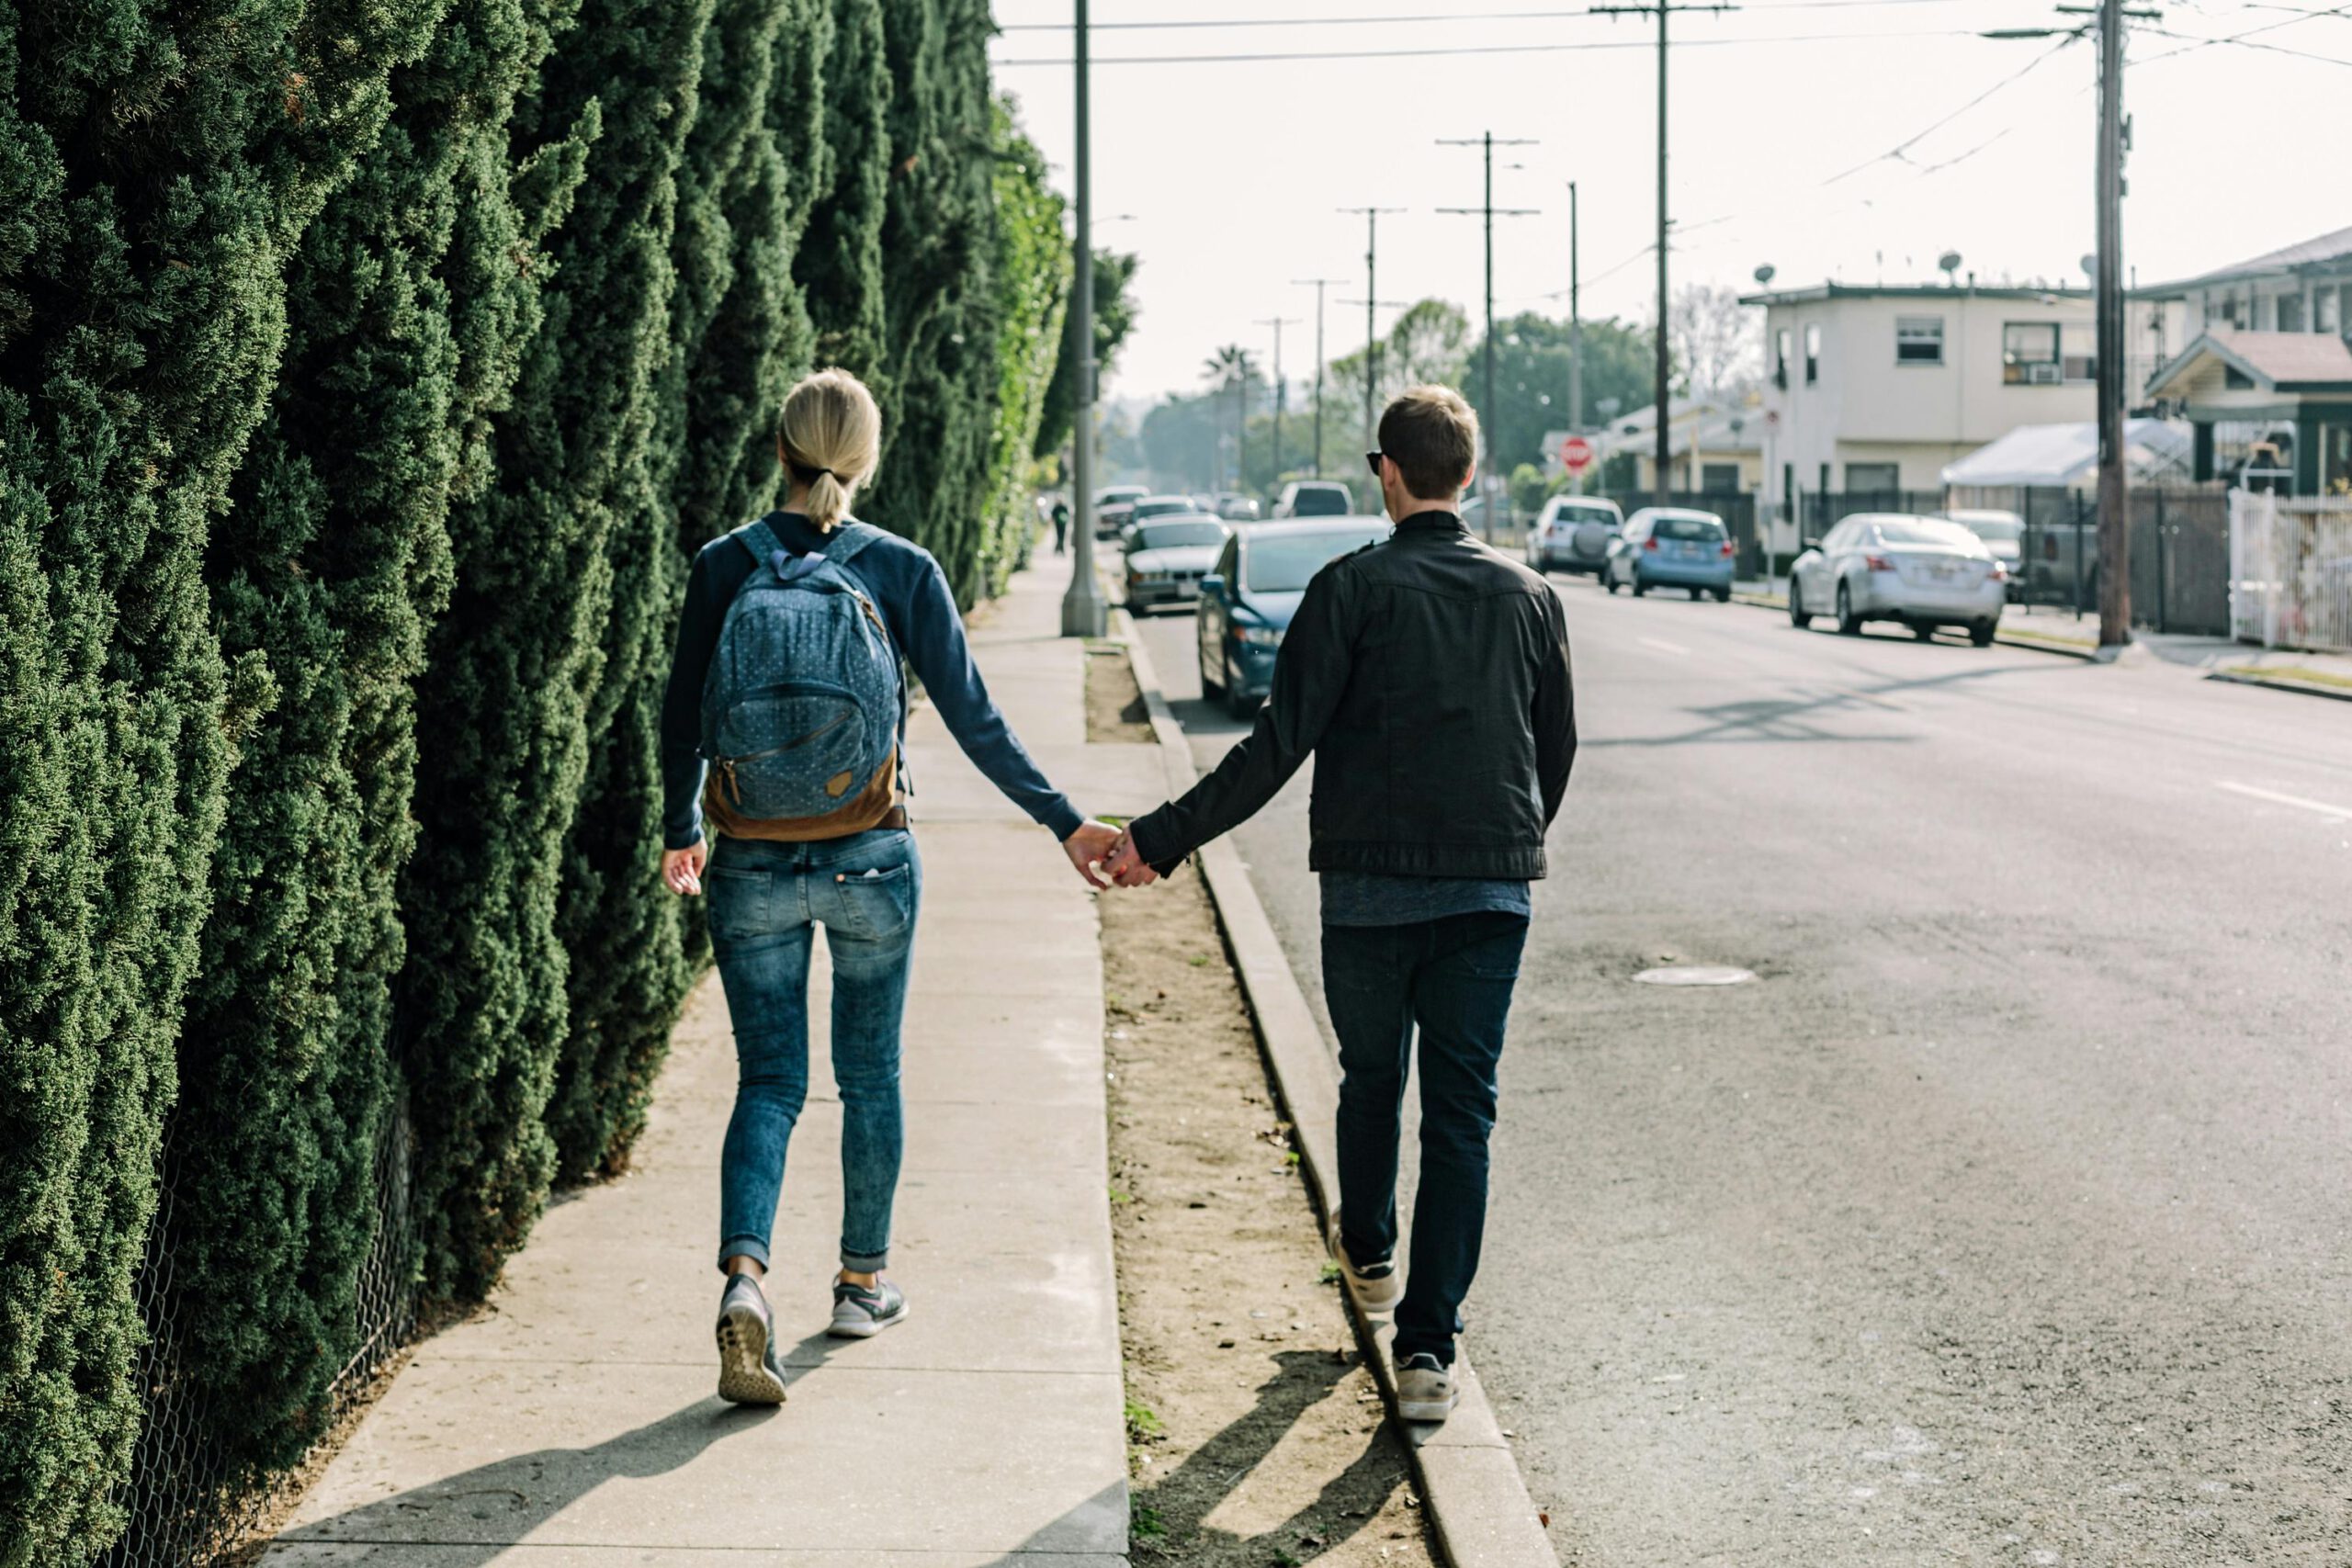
{"left": 1112, "top": 1347, "right": 1404, "bottom": 1564}
{"left": 273, "top": 1328, "right": 838, "bottom": 1561}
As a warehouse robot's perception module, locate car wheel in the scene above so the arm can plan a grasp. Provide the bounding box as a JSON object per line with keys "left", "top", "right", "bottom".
{"left": 1224, "top": 670, "right": 1258, "bottom": 721}
{"left": 1713, "top": 585, "right": 1731, "bottom": 604}
{"left": 1631, "top": 570, "right": 1647, "bottom": 598}
{"left": 1687, "top": 586, "right": 1702, "bottom": 602}
{"left": 1788, "top": 581, "right": 1811, "bottom": 629}
{"left": 1199, "top": 649, "right": 1225, "bottom": 699}
{"left": 1605, "top": 565, "right": 1622, "bottom": 595}
{"left": 1836, "top": 581, "right": 1861, "bottom": 636}
{"left": 1971, "top": 619, "right": 1997, "bottom": 648}
{"left": 1911, "top": 620, "right": 1936, "bottom": 641}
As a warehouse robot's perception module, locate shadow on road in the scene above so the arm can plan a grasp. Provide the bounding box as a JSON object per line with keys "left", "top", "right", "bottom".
{"left": 1584, "top": 660, "right": 2056, "bottom": 749}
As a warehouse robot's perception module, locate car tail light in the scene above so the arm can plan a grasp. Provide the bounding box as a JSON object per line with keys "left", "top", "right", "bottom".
{"left": 1863, "top": 553, "right": 1893, "bottom": 571}
{"left": 1988, "top": 561, "right": 2009, "bottom": 582}
{"left": 1719, "top": 540, "right": 1736, "bottom": 557}
{"left": 1644, "top": 537, "right": 1660, "bottom": 552}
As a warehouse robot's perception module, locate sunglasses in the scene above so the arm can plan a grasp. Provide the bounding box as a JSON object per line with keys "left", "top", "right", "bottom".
{"left": 1364, "top": 450, "right": 1385, "bottom": 478}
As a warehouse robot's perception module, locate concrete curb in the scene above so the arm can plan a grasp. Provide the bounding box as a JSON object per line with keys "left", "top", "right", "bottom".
{"left": 1111, "top": 609, "right": 1556, "bottom": 1568}
{"left": 1727, "top": 589, "right": 2099, "bottom": 660}
{"left": 2206, "top": 669, "right": 2352, "bottom": 704}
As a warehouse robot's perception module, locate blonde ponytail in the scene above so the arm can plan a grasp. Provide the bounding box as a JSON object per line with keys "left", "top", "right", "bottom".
{"left": 779, "top": 367, "right": 882, "bottom": 531}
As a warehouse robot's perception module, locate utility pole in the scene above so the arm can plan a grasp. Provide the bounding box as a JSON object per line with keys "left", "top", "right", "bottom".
{"left": 1569, "top": 180, "right": 1584, "bottom": 491}
{"left": 1988, "top": 1, "right": 2154, "bottom": 650}
{"left": 1256, "top": 315, "right": 1301, "bottom": 484}
{"left": 1060, "top": 0, "right": 1104, "bottom": 637}
{"left": 1439, "top": 131, "right": 1539, "bottom": 537}
{"left": 1293, "top": 276, "right": 1346, "bottom": 477}
{"left": 1593, "top": 0, "right": 1736, "bottom": 507}
{"left": 1340, "top": 207, "right": 1405, "bottom": 447}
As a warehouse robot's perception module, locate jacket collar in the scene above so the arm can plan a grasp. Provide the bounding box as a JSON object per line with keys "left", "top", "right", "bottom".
{"left": 1396, "top": 510, "right": 1465, "bottom": 536}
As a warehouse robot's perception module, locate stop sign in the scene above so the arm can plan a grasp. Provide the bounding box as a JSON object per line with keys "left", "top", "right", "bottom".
{"left": 1560, "top": 434, "right": 1594, "bottom": 475}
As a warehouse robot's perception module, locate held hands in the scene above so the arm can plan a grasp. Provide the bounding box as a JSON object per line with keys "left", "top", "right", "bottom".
{"left": 1062, "top": 819, "right": 1123, "bottom": 890}
{"left": 662, "top": 841, "right": 707, "bottom": 897}
{"left": 1103, "top": 828, "right": 1159, "bottom": 888}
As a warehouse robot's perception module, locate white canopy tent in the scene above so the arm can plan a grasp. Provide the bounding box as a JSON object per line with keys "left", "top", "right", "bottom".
{"left": 1940, "top": 420, "right": 2192, "bottom": 491}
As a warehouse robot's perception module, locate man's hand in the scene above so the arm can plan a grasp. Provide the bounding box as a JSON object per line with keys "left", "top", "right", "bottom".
{"left": 1062, "top": 819, "right": 1122, "bottom": 890}
{"left": 662, "top": 841, "right": 707, "bottom": 897}
{"left": 1105, "top": 829, "right": 1159, "bottom": 888}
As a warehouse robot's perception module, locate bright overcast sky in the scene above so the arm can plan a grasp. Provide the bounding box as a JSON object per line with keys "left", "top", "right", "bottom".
{"left": 988, "top": 0, "right": 2352, "bottom": 404}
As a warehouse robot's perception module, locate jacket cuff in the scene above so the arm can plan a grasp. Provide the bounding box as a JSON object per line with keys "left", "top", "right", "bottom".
{"left": 1041, "top": 798, "right": 1085, "bottom": 843}
{"left": 664, "top": 825, "right": 706, "bottom": 852}
{"left": 1126, "top": 809, "right": 1186, "bottom": 879}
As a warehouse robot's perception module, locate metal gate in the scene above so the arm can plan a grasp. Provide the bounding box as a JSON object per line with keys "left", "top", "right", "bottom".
{"left": 2231, "top": 489, "right": 2352, "bottom": 651}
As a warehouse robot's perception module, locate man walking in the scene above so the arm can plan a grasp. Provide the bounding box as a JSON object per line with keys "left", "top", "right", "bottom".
{"left": 1104, "top": 385, "right": 1576, "bottom": 1422}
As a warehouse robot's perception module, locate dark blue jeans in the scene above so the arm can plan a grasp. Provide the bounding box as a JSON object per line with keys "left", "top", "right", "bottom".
{"left": 1322, "top": 910, "right": 1529, "bottom": 1366}
{"left": 708, "top": 829, "right": 921, "bottom": 1275}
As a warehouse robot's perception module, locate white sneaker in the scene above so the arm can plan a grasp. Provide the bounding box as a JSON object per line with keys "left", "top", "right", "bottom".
{"left": 1396, "top": 1352, "right": 1458, "bottom": 1424}
{"left": 715, "top": 1274, "right": 789, "bottom": 1405}
{"left": 1326, "top": 1207, "right": 1403, "bottom": 1315}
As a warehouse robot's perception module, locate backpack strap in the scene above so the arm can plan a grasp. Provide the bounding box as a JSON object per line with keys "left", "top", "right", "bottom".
{"left": 820, "top": 519, "right": 886, "bottom": 565}
{"left": 733, "top": 515, "right": 786, "bottom": 569}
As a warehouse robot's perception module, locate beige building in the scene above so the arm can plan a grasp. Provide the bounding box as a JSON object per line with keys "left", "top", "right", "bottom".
{"left": 1741, "top": 282, "right": 2101, "bottom": 521}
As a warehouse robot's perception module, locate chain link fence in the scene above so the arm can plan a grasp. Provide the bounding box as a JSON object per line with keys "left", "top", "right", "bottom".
{"left": 2231, "top": 489, "right": 2352, "bottom": 652}
{"left": 99, "top": 1097, "right": 417, "bottom": 1567}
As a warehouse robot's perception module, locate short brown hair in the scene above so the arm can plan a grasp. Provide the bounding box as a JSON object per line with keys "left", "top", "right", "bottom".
{"left": 1377, "top": 385, "right": 1479, "bottom": 502}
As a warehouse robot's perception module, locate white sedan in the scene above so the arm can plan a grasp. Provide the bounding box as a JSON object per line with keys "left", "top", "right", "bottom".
{"left": 1788, "top": 513, "right": 2008, "bottom": 644}
{"left": 1123, "top": 516, "right": 1231, "bottom": 611}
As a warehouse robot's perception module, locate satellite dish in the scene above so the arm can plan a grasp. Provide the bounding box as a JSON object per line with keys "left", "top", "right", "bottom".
{"left": 2080, "top": 254, "right": 2097, "bottom": 278}
{"left": 1752, "top": 263, "right": 1777, "bottom": 286}
{"left": 1939, "top": 249, "right": 1962, "bottom": 280}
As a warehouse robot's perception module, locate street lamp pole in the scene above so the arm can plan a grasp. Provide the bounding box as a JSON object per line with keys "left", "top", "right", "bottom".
{"left": 1340, "top": 207, "right": 1405, "bottom": 447}
{"left": 1294, "top": 277, "right": 1345, "bottom": 478}
{"left": 1059, "top": 0, "right": 1105, "bottom": 637}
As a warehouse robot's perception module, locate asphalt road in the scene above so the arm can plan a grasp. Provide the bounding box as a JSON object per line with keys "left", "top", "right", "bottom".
{"left": 1129, "top": 577, "right": 2352, "bottom": 1567}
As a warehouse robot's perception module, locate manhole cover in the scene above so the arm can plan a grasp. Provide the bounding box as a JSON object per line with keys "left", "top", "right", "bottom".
{"left": 1633, "top": 965, "right": 1758, "bottom": 987}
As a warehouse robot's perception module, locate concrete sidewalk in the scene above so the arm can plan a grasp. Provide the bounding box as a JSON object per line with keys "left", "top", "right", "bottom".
{"left": 265, "top": 557, "right": 1169, "bottom": 1565}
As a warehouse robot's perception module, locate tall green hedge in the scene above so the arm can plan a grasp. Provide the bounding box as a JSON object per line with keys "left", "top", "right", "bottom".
{"left": 396, "top": 0, "right": 717, "bottom": 1307}
{"left": 158, "top": 0, "right": 583, "bottom": 1492}
{"left": 3, "top": 4, "right": 1080, "bottom": 1552}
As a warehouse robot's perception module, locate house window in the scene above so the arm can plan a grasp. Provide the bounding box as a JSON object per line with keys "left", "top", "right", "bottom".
{"left": 1804, "top": 323, "right": 1821, "bottom": 384}
{"left": 2319, "top": 287, "right": 2343, "bottom": 334}
{"left": 2278, "top": 292, "right": 2305, "bottom": 333}
{"left": 1775, "top": 328, "right": 1792, "bottom": 389}
{"left": 1895, "top": 316, "right": 1945, "bottom": 365}
{"left": 2004, "top": 322, "right": 2061, "bottom": 383}
{"left": 1845, "top": 462, "right": 1899, "bottom": 495}
{"left": 1702, "top": 462, "right": 1740, "bottom": 493}
{"left": 2061, "top": 322, "right": 2096, "bottom": 382}
{"left": 2216, "top": 292, "right": 2240, "bottom": 328}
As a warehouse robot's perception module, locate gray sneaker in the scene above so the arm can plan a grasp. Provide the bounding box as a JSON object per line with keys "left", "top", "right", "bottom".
{"left": 715, "top": 1273, "right": 789, "bottom": 1404}
{"left": 1326, "top": 1207, "right": 1403, "bottom": 1315}
{"left": 1396, "top": 1352, "right": 1458, "bottom": 1424}
{"left": 830, "top": 1276, "right": 909, "bottom": 1338}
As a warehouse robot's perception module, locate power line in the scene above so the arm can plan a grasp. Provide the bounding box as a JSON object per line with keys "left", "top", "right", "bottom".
{"left": 995, "top": 26, "right": 1979, "bottom": 65}
{"left": 996, "top": 0, "right": 1965, "bottom": 26}
{"left": 1822, "top": 31, "right": 2080, "bottom": 184}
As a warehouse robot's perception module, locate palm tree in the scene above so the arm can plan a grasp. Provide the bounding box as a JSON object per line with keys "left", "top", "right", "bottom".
{"left": 1203, "top": 344, "right": 1255, "bottom": 491}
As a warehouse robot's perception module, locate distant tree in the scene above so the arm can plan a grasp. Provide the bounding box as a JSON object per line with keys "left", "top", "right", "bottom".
{"left": 1390, "top": 299, "right": 1473, "bottom": 388}
{"left": 1670, "top": 283, "right": 1763, "bottom": 400}
{"left": 1139, "top": 390, "right": 1226, "bottom": 492}
{"left": 1462, "top": 311, "right": 1656, "bottom": 472}
{"left": 1201, "top": 344, "right": 1259, "bottom": 490}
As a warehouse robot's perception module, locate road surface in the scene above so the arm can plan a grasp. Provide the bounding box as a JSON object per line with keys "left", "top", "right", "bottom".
{"left": 1129, "top": 578, "right": 2352, "bottom": 1566}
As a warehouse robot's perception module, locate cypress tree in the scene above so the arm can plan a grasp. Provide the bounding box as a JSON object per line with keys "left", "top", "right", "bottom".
{"left": 0, "top": 2, "right": 424, "bottom": 1555}
{"left": 795, "top": 0, "right": 890, "bottom": 386}
{"left": 547, "top": 0, "right": 834, "bottom": 1181}
{"left": 863, "top": 0, "right": 1003, "bottom": 599}
{"left": 396, "top": 0, "right": 714, "bottom": 1304}
{"left": 158, "top": 0, "right": 582, "bottom": 1492}
{"left": 979, "top": 96, "right": 1072, "bottom": 597}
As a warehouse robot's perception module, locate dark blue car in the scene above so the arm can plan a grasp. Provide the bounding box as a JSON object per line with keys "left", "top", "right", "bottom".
{"left": 1195, "top": 517, "right": 1391, "bottom": 718}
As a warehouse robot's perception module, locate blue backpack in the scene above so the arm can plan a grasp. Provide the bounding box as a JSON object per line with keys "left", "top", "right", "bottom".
{"left": 700, "top": 518, "right": 903, "bottom": 829}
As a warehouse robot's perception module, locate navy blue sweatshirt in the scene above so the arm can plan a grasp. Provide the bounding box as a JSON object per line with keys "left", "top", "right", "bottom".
{"left": 662, "top": 512, "right": 1083, "bottom": 851}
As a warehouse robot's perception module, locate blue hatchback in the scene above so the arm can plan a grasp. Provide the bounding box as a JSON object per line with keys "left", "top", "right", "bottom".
{"left": 1195, "top": 517, "right": 1391, "bottom": 718}
{"left": 1601, "top": 507, "right": 1735, "bottom": 600}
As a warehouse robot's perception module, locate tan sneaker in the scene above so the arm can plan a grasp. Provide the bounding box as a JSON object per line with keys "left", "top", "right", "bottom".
{"left": 1326, "top": 1207, "right": 1403, "bottom": 1314}
{"left": 1396, "top": 1352, "right": 1458, "bottom": 1423}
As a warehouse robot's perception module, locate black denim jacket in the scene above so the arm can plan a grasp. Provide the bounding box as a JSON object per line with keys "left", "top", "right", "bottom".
{"left": 1128, "top": 511, "right": 1576, "bottom": 878}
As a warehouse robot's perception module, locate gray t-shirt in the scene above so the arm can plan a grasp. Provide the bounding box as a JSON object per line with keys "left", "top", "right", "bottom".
{"left": 1319, "top": 872, "right": 1531, "bottom": 928}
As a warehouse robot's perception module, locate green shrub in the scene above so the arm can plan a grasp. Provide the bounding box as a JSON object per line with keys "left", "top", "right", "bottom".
{"left": 979, "top": 97, "right": 1072, "bottom": 599}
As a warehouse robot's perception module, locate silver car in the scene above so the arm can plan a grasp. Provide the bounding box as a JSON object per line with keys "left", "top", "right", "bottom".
{"left": 1941, "top": 508, "right": 2027, "bottom": 602}
{"left": 1788, "top": 513, "right": 2007, "bottom": 644}
{"left": 1123, "top": 516, "right": 1230, "bottom": 610}
{"left": 1524, "top": 494, "right": 1625, "bottom": 576}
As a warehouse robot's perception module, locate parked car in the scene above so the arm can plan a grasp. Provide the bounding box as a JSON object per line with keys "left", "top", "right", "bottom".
{"left": 1123, "top": 516, "right": 1230, "bottom": 611}
{"left": 1272, "top": 479, "right": 1354, "bottom": 518}
{"left": 1787, "top": 513, "right": 2007, "bottom": 644}
{"left": 1601, "top": 508, "right": 1735, "bottom": 600}
{"left": 1196, "top": 516, "right": 1390, "bottom": 717}
{"left": 1940, "top": 508, "right": 2027, "bottom": 601}
{"left": 1114, "top": 493, "right": 1205, "bottom": 546}
{"left": 1093, "top": 483, "right": 1149, "bottom": 538}
{"left": 1214, "top": 492, "right": 1263, "bottom": 523}
{"left": 1525, "top": 494, "right": 1626, "bottom": 575}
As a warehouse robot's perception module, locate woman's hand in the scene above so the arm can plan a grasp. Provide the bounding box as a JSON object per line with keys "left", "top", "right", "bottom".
{"left": 662, "top": 842, "right": 707, "bottom": 896}
{"left": 1062, "top": 820, "right": 1122, "bottom": 890}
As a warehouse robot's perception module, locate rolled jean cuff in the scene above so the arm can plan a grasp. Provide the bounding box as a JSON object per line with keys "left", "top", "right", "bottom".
{"left": 841, "top": 1243, "right": 890, "bottom": 1272}
{"left": 718, "top": 1235, "right": 771, "bottom": 1274}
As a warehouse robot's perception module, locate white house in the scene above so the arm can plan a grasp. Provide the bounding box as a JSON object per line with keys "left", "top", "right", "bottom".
{"left": 1569, "top": 394, "right": 1766, "bottom": 494}
{"left": 1740, "top": 282, "right": 2101, "bottom": 530}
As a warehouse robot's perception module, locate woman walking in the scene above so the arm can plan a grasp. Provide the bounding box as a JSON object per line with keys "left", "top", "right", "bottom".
{"left": 660, "top": 368, "right": 1120, "bottom": 1404}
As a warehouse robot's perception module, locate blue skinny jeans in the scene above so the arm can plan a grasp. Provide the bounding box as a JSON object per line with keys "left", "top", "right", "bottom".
{"left": 708, "top": 828, "right": 921, "bottom": 1275}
